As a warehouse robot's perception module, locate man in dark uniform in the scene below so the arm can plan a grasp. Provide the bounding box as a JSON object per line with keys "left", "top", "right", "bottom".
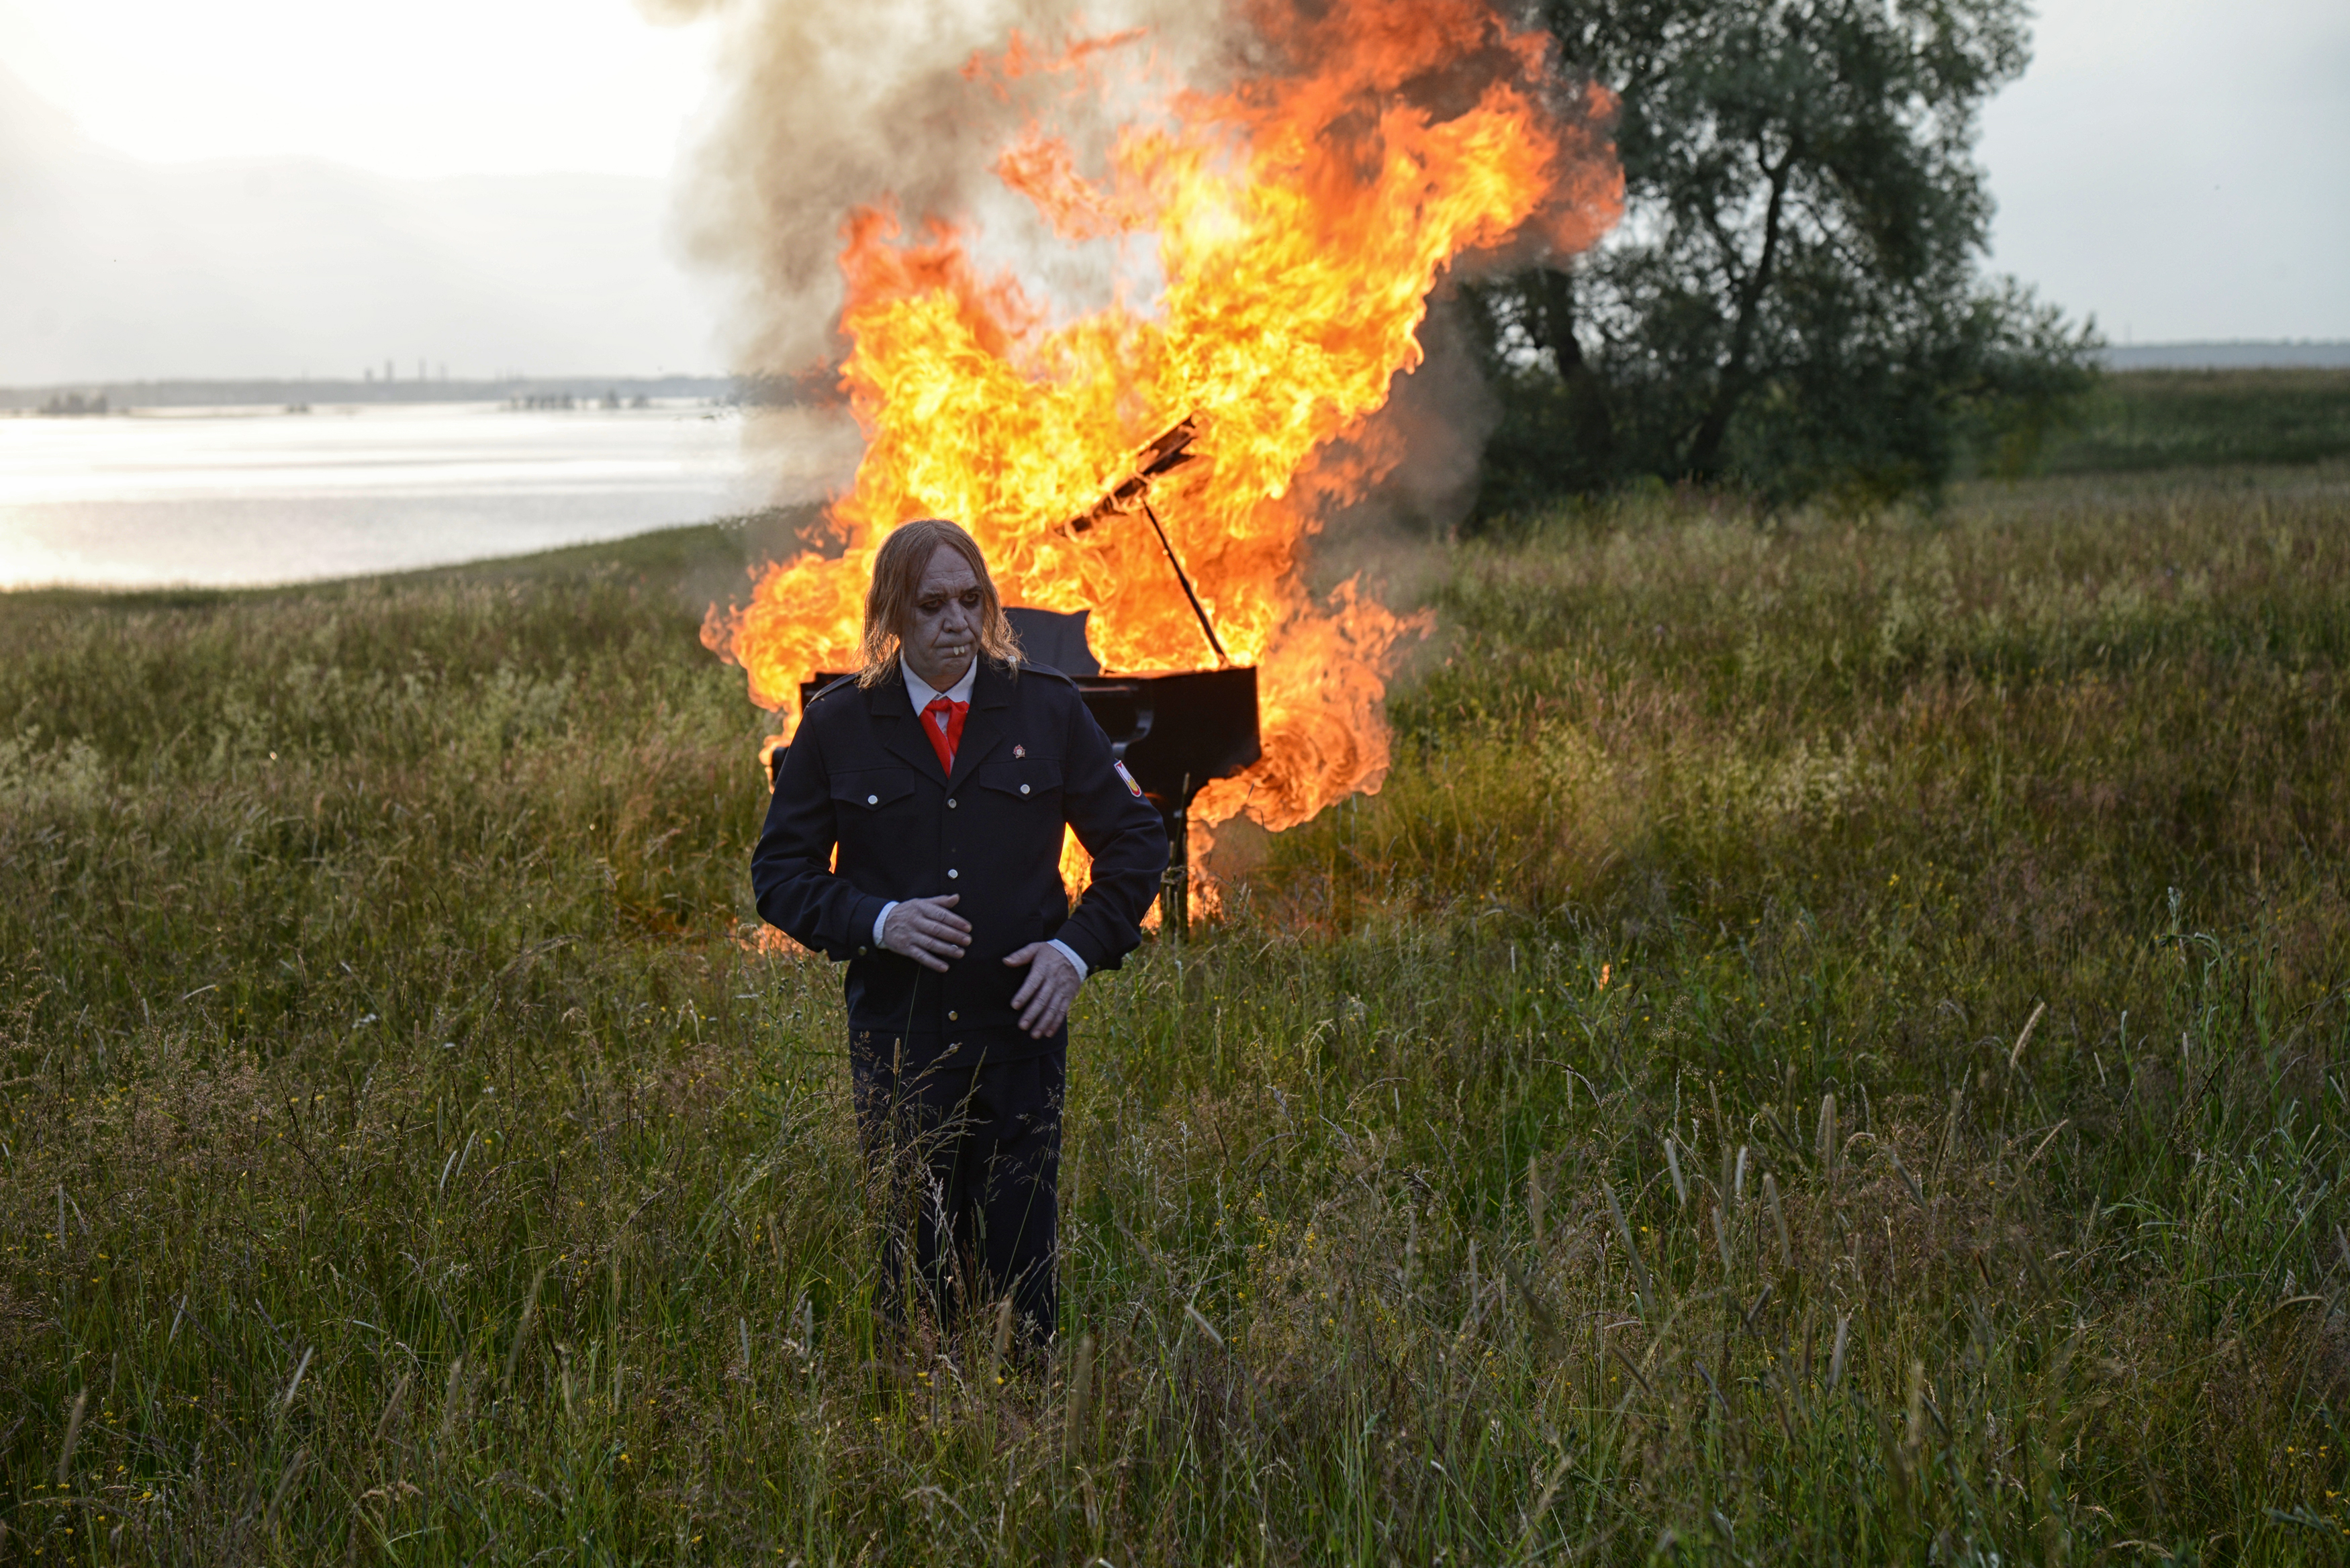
{"left": 751, "top": 518, "right": 1168, "bottom": 1351}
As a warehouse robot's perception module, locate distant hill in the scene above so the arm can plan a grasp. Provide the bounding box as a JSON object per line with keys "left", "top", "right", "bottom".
{"left": 0, "top": 65, "right": 722, "bottom": 385}
{"left": 2102, "top": 342, "right": 2350, "bottom": 371}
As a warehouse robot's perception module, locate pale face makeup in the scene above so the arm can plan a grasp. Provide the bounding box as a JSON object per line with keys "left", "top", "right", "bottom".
{"left": 900, "top": 543, "right": 984, "bottom": 691}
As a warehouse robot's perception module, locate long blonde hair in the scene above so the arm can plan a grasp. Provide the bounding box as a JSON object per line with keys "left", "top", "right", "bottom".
{"left": 856, "top": 518, "right": 1023, "bottom": 686}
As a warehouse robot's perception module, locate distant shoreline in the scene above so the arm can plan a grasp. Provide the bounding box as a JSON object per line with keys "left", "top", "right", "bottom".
{"left": 0, "top": 372, "right": 855, "bottom": 413}
{"left": 0, "top": 374, "right": 734, "bottom": 413}
{"left": 2100, "top": 340, "right": 2350, "bottom": 371}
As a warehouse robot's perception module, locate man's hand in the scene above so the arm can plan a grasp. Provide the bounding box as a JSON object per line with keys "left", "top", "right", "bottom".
{"left": 1003, "top": 942, "right": 1081, "bottom": 1038}
{"left": 880, "top": 895, "right": 970, "bottom": 972}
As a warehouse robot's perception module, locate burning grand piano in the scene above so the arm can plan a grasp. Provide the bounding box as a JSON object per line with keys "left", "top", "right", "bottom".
{"left": 774, "top": 417, "right": 1259, "bottom": 931}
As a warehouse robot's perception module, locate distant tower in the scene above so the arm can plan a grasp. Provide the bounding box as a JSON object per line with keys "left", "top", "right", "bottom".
{"left": 385, "top": 358, "right": 395, "bottom": 383}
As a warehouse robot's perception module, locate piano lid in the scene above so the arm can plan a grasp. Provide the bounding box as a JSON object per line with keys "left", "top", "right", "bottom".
{"left": 1003, "top": 606, "right": 1099, "bottom": 677}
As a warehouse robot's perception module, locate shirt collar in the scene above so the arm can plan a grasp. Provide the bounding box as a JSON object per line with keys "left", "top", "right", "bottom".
{"left": 901, "top": 655, "right": 977, "bottom": 714}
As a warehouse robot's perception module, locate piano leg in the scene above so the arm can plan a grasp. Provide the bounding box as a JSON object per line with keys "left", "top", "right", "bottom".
{"left": 1163, "top": 804, "right": 1188, "bottom": 938}
{"left": 1160, "top": 772, "right": 1191, "bottom": 939}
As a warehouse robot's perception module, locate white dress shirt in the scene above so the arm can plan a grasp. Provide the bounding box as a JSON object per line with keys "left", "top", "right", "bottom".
{"left": 872, "top": 658, "right": 1089, "bottom": 982}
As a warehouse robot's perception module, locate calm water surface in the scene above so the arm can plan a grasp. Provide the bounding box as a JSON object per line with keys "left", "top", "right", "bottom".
{"left": 0, "top": 401, "right": 838, "bottom": 590}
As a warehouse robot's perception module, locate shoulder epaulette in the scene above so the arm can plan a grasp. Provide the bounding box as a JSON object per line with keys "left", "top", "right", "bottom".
{"left": 1016, "top": 659, "right": 1079, "bottom": 687}
{"left": 803, "top": 672, "right": 862, "bottom": 711}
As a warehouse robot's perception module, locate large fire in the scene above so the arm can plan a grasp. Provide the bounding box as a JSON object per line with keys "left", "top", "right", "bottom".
{"left": 702, "top": 0, "right": 1621, "bottom": 889}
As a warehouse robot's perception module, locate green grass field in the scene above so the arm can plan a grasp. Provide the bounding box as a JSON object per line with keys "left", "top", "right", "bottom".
{"left": 4, "top": 459, "right": 2348, "bottom": 1563}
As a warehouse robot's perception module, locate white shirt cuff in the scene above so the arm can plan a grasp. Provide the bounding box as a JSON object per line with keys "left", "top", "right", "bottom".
{"left": 873, "top": 901, "right": 896, "bottom": 948}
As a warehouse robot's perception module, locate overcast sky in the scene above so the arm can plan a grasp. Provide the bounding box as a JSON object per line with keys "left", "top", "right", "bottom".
{"left": 2, "top": 0, "right": 2344, "bottom": 364}
{"left": 1975, "top": 0, "right": 2350, "bottom": 343}
{"left": 0, "top": 0, "right": 714, "bottom": 180}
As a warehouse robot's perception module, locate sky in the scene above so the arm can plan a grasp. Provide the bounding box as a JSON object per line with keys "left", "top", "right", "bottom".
{"left": 0, "top": 0, "right": 2344, "bottom": 379}
{"left": 1975, "top": 0, "right": 2350, "bottom": 344}
{"left": 0, "top": 0, "right": 714, "bottom": 179}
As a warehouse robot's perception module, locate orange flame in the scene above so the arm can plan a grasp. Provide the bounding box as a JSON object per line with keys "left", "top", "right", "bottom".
{"left": 704, "top": 0, "right": 1620, "bottom": 848}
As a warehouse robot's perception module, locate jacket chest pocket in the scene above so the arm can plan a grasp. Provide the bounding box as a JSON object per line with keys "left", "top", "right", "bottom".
{"left": 974, "top": 758, "right": 1064, "bottom": 807}
{"left": 831, "top": 771, "right": 919, "bottom": 825}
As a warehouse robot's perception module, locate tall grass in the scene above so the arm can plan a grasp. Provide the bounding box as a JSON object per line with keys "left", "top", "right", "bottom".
{"left": 3, "top": 473, "right": 2347, "bottom": 1563}
{"left": 2042, "top": 369, "right": 2350, "bottom": 473}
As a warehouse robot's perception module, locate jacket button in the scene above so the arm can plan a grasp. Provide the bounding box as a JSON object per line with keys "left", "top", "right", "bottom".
{"left": 947, "top": 868, "right": 959, "bottom": 879}
{"left": 947, "top": 797, "right": 957, "bottom": 808}
{"left": 1020, "top": 783, "right": 1031, "bottom": 795}
{"left": 867, "top": 793, "right": 878, "bottom": 805}
{"left": 857, "top": 946, "right": 868, "bottom": 955}
{"left": 947, "top": 1010, "right": 959, "bottom": 1022}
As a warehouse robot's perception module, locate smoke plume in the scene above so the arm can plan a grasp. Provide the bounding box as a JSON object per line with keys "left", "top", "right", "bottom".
{"left": 656, "top": 0, "right": 1612, "bottom": 519}
{"left": 654, "top": 0, "right": 1236, "bottom": 391}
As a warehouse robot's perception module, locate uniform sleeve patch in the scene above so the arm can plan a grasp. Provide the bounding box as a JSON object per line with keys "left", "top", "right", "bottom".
{"left": 1114, "top": 761, "right": 1144, "bottom": 797}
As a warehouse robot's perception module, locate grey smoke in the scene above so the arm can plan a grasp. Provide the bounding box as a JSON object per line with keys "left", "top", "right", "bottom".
{"left": 655, "top": 0, "right": 1232, "bottom": 381}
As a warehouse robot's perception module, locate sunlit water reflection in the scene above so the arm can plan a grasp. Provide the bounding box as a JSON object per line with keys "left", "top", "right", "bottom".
{"left": 0, "top": 401, "right": 841, "bottom": 590}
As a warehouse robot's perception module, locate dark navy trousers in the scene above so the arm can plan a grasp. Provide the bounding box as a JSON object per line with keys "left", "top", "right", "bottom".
{"left": 850, "top": 1032, "right": 1064, "bottom": 1351}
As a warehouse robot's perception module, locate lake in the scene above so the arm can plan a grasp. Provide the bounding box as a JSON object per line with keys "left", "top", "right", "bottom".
{"left": 0, "top": 401, "right": 850, "bottom": 591}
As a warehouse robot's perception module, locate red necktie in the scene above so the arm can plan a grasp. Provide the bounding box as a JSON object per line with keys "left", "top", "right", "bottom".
{"left": 921, "top": 695, "right": 968, "bottom": 772}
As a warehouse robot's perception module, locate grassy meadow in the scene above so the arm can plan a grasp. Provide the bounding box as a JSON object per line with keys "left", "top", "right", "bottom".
{"left": 3, "top": 459, "right": 2349, "bottom": 1563}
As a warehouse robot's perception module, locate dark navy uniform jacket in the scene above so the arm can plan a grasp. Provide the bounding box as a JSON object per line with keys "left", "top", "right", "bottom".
{"left": 751, "top": 658, "right": 1170, "bottom": 1062}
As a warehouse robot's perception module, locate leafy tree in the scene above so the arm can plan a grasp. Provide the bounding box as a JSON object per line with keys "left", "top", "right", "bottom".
{"left": 1465, "top": 0, "right": 2099, "bottom": 511}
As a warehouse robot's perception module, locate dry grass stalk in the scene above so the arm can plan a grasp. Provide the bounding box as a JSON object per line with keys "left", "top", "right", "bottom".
{"left": 1513, "top": 1449, "right": 1575, "bottom": 1559}
{"left": 438, "top": 1356, "right": 467, "bottom": 1442}
{"left": 374, "top": 1371, "right": 412, "bottom": 1442}
{"left": 502, "top": 1267, "right": 549, "bottom": 1392}
{"left": 1902, "top": 1359, "right": 1928, "bottom": 1481}
{"left": 1064, "top": 1332, "right": 1096, "bottom": 1459}
{"left": 282, "top": 1344, "right": 315, "bottom": 1412}
{"left": 55, "top": 1389, "right": 87, "bottom": 1485}
{"left": 2009, "top": 1001, "right": 2048, "bottom": 1071}
{"left": 1183, "top": 1301, "right": 1227, "bottom": 1354}
{"left": 1765, "top": 1173, "right": 1793, "bottom": 1267}
{"left": 1887, "top": 1146, "right": 1929, "bottom": 1210}
{"left": 1602, "top": 1178, "right": 1657, "bottom": 1320}
{"left": 988, "top": 1296, "right": 1015, "bottom": 1389}
{"left": 263, "top": 1446, "right": 308, "bottom": 1536}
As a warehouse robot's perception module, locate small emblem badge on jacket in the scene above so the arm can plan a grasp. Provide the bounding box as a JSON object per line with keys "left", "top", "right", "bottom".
{"left": 1115, "top": 761, "right": 1143, "bottom": 797}
{"left": 1013, "top": 744, "right": 1025, "bottom": 758}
